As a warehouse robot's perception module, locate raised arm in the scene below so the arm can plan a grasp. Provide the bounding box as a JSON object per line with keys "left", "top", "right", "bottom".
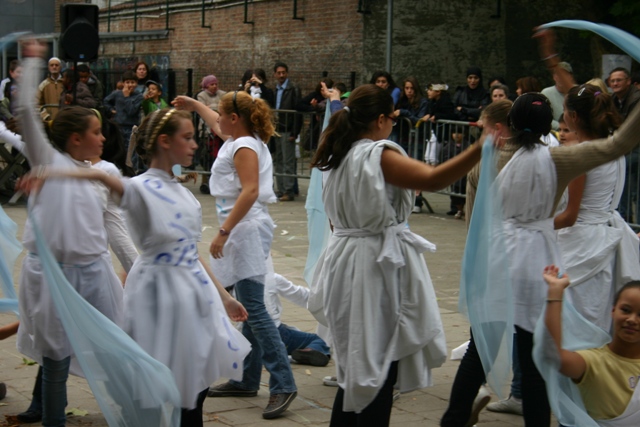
{"left": 20, "top": 166, "right": 125, "bottom": 199}
{"left": 542, "top": 265, "right": 587, "bottom": 380}
{"left": 0, "top": 121, "right": 25, "bottom": 154}
{"left": 18, "top": 51, "right": 57, "bottom": 166}
{"left": 172, "top": 95, "right": 230, "bottom": 140}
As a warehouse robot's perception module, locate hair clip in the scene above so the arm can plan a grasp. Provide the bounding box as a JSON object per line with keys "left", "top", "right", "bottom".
{"left": 594, "top": 91, "right": 602, "bottom": 96}
{"left": 532, "top": 101, "right": 542, "bottom": 105}
{"left": 577, "top": 86, "right": 586, "bottom": 97}
{"left": 343, "top": 106, "right": 350, "bottom": 114}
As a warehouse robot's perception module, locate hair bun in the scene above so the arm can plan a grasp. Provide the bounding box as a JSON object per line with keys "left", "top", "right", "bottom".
{"left": 508, "top": 93, "right": 553, "bottom": 135}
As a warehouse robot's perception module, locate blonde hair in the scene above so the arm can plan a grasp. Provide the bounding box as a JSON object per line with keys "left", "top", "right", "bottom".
{"left": 585, "top": 78, "right": 609, "bottom": 94}
{"left": 135, "top": 108, "right": 192, "bottom": 162}
{"left": 219, "top": 91, "right": 276, "bottom": 142}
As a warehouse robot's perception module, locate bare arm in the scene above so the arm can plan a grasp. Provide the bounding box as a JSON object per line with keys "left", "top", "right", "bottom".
{"left": 554, "top": 175, "right": 585, "bottom": 229}
{"left": 198, "top": 255, "right": 247, "bottom": 321}
{"left": 543, "top": 265, "right": 587, "bottom": 380}
{"left": 172, "top": 95, "right": 230, "bottom": 140}
{"left": 19, "top": 167, "right": 125, "bottom": 199}
{"left": 534, "top": 29, "right": 576, "bottom": 94}
{"left": 381, "top": 142, "right": 482, "bottom": 192}
{"left": 210, "top": 147, "right": 259, "bottom": 258}
{"left": 0, "top": 321, "right": 19, "bottom": 340}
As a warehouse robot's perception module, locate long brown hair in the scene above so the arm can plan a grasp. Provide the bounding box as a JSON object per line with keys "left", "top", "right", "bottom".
{"left": 565, "top": 84, "right": 621, "bottom": 138}
{"left": 311, "top": 84, "right": 393, "bottom": 171}
{"left": 219, "top": 91, "right": 276, "bottom": 142}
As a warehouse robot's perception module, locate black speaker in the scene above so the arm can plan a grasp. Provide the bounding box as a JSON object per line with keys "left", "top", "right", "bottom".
{"left": 59, "top": 4, "right": 99, "bottom": 62}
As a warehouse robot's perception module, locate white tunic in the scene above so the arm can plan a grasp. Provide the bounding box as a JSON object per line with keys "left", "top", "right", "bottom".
{"left": 16, "top": 57, "right": 124, "bottom": 362}
{"left": 121, "top": 169, "right": 251, "bottom": 409}
{"left": 558, "top": 157, "right": 640, "bottom": 331}
{"left": 209, "top": 135, "right": 276, "bottom": 286}
{"left": 598, "top": 384, "right": 640, "bottom": 426}
{"left": 309, "top": 139, "right": 447, "bottom": 413}
{"left": 497, "top": 145, "right": 564, "bottom": 333}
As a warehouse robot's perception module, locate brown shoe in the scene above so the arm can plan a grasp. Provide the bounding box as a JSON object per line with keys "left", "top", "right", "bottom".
{"left": 279, "top": 194, "right": 294, "bottom": 202}
{"left": 262, "top": 391, "right": 297, "bottom": 419}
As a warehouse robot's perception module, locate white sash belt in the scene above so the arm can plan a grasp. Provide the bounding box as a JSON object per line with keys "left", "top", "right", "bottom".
{"left": 333, "top": 223, "right": 436, "bottom": 269}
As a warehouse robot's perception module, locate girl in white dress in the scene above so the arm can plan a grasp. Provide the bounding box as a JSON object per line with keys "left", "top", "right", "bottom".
{"left": 15, "top": 44, "right": 125, "bottom": 427}
{"left": 555, "top": 84, "right": 640, "bottom": 331}
{"left": 172, "top": 91, "right": 298, "bottom": 420}
{"left": 24, "top": 107, "right": 252, "bottom": 427}
{"left": 308, "top": 84, "right": 487, "bottom": 426}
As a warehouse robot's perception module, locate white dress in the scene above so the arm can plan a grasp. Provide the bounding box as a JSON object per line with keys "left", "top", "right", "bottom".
{"left": 16, "top": 58, "right": 124, "bottom": 363}
{"left": 209, "top": 135, "right": 276, "bottom": 286}
{"left": 121, "top": 169, "right": 251, "bottom": 409}
{"left": 497, "top": 144, "right": 564, "bottom": 333}
{"left": 558, "top": 157, "right": 640, "bottom": 331}
{"left": 309, "top": 139, "right": 447, "bottom": 413}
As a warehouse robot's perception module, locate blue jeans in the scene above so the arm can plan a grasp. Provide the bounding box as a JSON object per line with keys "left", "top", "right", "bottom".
{"left": 230, "top": 279, "right": 296, "bottom": 394}
{"left": 42, "top": 356, "right": 70, "bottom": 427}
{"left": 278, "top": 323, "right": 330, "bottom": 356}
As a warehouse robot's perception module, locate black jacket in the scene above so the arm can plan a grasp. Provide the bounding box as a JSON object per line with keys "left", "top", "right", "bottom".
{"left": 274, "top": 80, "right": 302, "bottom": 136}
{"left": 452, "top": 86, "right": 489, "bottom": 121}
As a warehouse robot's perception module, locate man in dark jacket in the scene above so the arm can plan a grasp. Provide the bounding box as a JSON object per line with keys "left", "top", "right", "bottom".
{"left": 609, "top": 67, "right": 640, "bottom": 222}
{"left": 273, "top": 61, "right": 301, "bottom": 201}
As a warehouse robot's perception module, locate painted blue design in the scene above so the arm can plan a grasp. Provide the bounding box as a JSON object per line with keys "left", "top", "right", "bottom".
{"left": 143, "top": 179, "right": 177, "bottom": 204}
{"left": 233, "top": 362, "right": 238, "bottom": 369}
{"left": 154, "top": 253, "right": 173, "bottom": 264}
{"left": 222, "top": 317, "right": 241, "bottom": 352}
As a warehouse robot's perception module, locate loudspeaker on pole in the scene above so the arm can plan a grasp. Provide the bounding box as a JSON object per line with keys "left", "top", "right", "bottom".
{"left": 59, "top": 4, "right": 99, "bottom": 62}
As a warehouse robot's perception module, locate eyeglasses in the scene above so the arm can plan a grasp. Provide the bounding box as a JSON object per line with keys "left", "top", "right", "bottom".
{"left": 387, "top": 115, "right": 397, "bottom": 126}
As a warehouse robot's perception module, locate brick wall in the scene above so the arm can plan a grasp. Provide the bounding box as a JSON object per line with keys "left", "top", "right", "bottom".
{"left": 78, "top": 0, "right": 365, "bottom": 95}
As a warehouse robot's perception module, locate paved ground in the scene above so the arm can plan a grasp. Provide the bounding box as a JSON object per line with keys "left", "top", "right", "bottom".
{"left": 0, "top": 179, "right": 526, "bottom": 427}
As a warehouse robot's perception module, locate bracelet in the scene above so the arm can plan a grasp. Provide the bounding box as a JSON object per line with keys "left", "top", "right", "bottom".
{"left": 219, "top": 227, "right": 230, "bottom": 236}
{"left": 541, "top": 53, "right": 558, "bottom": 62}
{"left": 546, "top": 299, "right": 563, "bottom": 303}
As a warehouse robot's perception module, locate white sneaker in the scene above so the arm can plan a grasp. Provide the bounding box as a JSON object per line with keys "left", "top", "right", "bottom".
{"left": 465, "top": 385, "right": 491, "bottom": 427}
{"left": 412, "top": 205, "right": 422, "bottom": 214}
{"left": 323, "top": 375, "right": 338, "bottom": 387}
{"left": 486, "top": 395, "right": 523, "bottom": 415}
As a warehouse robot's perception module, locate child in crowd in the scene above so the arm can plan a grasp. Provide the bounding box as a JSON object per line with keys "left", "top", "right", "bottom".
{"left": 543, "top": 265, "right": 640, "bottom": 425}
{"left": 141, "top": 80, "right": 168, "bottom": 115}
{"left": 558, "top": 114, "right": 579, "bottom": 146}
{"left": 103, "top": 70, "right": 144, "bottom": 146}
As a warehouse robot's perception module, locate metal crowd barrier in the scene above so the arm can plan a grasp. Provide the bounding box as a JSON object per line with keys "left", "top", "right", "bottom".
{"left": 191, "top": 108, "right": 324, "bottom": 182}
{"left": 393, "top": 118, "right": 477, "bottom": 200}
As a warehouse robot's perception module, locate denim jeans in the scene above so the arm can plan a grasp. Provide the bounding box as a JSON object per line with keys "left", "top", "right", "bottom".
{"left": 278, "top": 323, "right": 331, "bottom": 356}
{"left": 230, "top": 278, "right": 296, "bottom": 394}
{"left": 42, "top": 356, "right": 70, "bottom": 427}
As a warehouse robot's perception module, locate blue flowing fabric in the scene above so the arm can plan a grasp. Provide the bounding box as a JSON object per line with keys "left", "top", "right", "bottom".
{"left": 303, "top": 101, "right": 332, "bottom": 285}
{"left": 539, "top": 20, "right": 640, "bottom": 63}
{"left": 459, "top": 139, "right": 513, "bottom": 398}
{"left": 531, "top": 20, "right": 640, "bottom": 426}
{"left": 29, "top": 212, "right": 181, "bottom": 426}
{"left": 0, "top": 205, "right": 20, "bottom": 315}
{"left": 533, "top": 300, "right": 609, "bottom": 427}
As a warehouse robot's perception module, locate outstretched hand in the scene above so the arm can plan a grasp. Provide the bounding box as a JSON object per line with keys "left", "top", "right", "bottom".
{"left": 172, "top": 96, "right": 198, "bottom": 112}
{"left": 224, "top": 298, "right": 248, "bottom": 322}
{"left": 532, "top": 27, "right": 557, "bottom": 60}
{"left": 16, "top": 166, "right": 50, "bottom": 195}
{"left": 542, "top": 264, "right": 570, "bottom": 292}
{"left": 21, "top": 38, "right": 47, "bottom": 59}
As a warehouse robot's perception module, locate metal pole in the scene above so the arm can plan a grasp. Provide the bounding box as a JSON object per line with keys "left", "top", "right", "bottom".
{"left": 385, "top": 0, "right": 392, "bottom": 72}
{"left": 107, "top": 0, "right": 111, "bottom": 32}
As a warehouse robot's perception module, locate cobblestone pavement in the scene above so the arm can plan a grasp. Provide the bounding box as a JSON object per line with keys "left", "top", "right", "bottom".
{"left": 0, "top": 180, "right": 525, "bottom": 426}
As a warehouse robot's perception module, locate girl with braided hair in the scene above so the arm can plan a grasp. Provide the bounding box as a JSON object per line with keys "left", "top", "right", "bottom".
{"left": 21, "top": 105, "right": 251, "bottom": 427}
